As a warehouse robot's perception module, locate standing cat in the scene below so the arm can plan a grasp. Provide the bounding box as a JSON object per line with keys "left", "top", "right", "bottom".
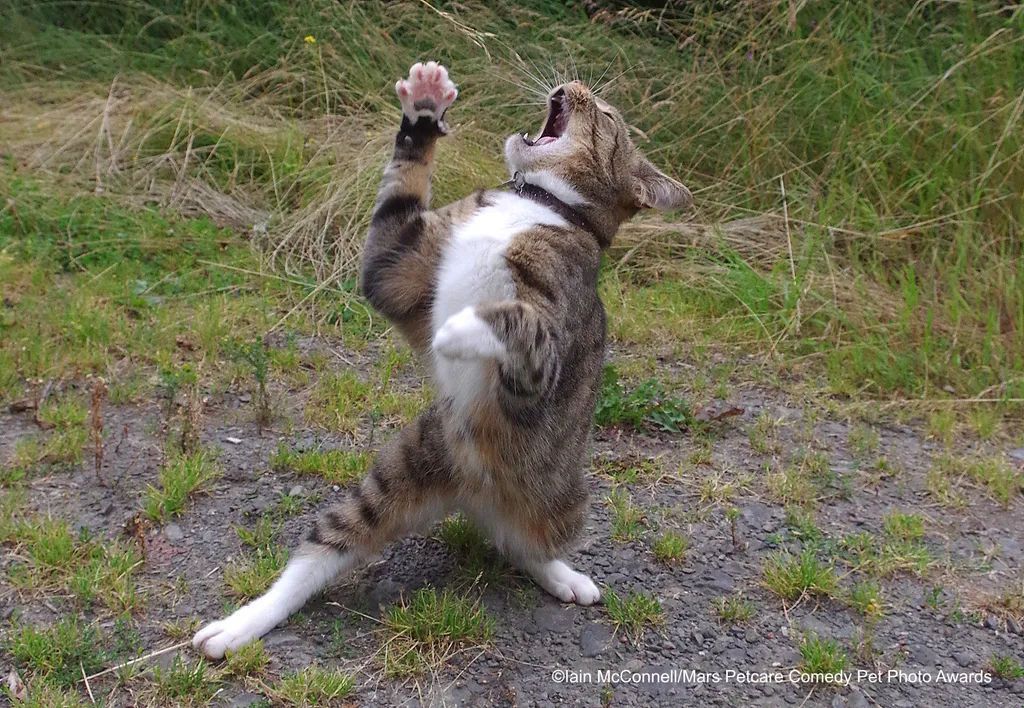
{"left": 194, "top": 61, "right": 690, "bottom": 659}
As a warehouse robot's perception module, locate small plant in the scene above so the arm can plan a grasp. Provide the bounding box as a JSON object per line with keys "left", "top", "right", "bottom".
{"left": 726, "top": 507, "right": 742, "bottom": 550}
{"left": 848, "top": 424, "right": 879, "bottom": 459}
{"left": 990, "top": 653, "right": 1024, "bottom": 680}
{"left": 882, "top": 510, "right": 925, "bottom": 541}
{"left": 273, "top": 665, "right": 355, "bottom": 705}
{"left": 383, "top": 587, "right": 493, "bottom": 676}
{"left": 225, "top": 640, "right": 269, "bottom": 677}
{"left": 652, "top": 530, "right": 688, "bottom": 564}
{"left": 224, "top": 546, "right": 288, "bottom": 600}
{"left": 714, "top": 594, "right": 755, "bottom": 624}
{"left": 749, "top": 411, "right": 781, "bottom": 454}
{"left": 593, "top": 454, "right": 661, "bottom": 485}
{"left": 847, "top": 579, "right": 883, "bottom": 618}
{"left": 270, "top": 442, "right": 371, "bottom": 485}
{"left": 604, "top": 588, "right": 664, "bottom": 640}
{"left": 236, "top": 516, "right": 281, "bottom": 553}
{"left": 595, "top": 365, "right": 692, "bottom": 433}
{"left": 607, "top": 488, "right": 645, "bottom": 543}
{"left": 143, "top": 449, "right": 220, "bottom": 522}
{"left": 798, "top": 633, "right": 848, "bottom": 677}
{"left": 762, "top": 549, "right": 837, "bottom": 600}
{"left": 6, "top": 618, "right": 107, "bottom": 688}
{"left": 436, "top": 514, "right": 504, "bottom": 585}
{"left": 231, "top": 337, "right": 272, "bottom": 433}
{"left": 154, "top": 656, "right": 219, "bottom": 702}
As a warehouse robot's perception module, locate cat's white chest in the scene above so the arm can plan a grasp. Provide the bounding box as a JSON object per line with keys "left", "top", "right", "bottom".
{"left": 432, "top": 193, "right": 565, "bottom": 415}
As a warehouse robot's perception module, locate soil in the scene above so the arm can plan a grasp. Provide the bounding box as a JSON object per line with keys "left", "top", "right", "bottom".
{"left": 2, "top": 338, "right": 1023, "bottom": 708}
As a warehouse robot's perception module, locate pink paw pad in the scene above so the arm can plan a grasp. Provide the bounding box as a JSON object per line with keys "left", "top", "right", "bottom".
{"left": 395, "top": 61, "right": 458, "bottom": 123}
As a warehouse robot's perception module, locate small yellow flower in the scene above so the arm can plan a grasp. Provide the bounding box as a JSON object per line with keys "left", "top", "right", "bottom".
{"left": 304, "top": 35, "right": 316, "bottom": 44}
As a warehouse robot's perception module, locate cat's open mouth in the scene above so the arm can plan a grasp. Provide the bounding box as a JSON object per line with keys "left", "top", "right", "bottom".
{"left": 522, "top": 87, "right": 567, "bottom": 147}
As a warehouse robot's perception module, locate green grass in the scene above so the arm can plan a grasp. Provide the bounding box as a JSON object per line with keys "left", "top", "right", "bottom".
{"left": 153, "top": 656, "right": 219, "bottom": 704}
{"left": 224, "top": 640, "right": 270, "bottom": 678}
{"left": 595, "top": 366, "right": 692, "bottom": 433}
{"left": 798, "top": 634, "right": 849, "bottom": 678}
{"left": 990, "top": 653, "right": 1024, "bottom": 680}
{"left": 6, "top": 617, "right": 107, "bottom": 688}
{"left": 762, "top": 549, "right": 837, "bottom": 600}
{"left": 593, "top": 454, "right": 662, "bottom": 485}
{"left": 382, "top": 587, "right": 493, "bottom": 676}
{"left": 936, "top": 454, "right": 1024, "bottom": 507}
{"left": 607, "top": 488, "right": 646, "bottom": 543}
{"left": 272, "top": 666, "right": 355, "bottom": 706}
{"left": 882, "top": 510, "right": 926, "bottom": 542}
{"left": 270, "top": 442, "right": 372, "bottom": 485}
{"left": 847, "top": 579, "right": 883, "bottom": 618}
{"left": 224, "top": 546, "right": 289, "bottom": 600}
{"left": 143, "top": 449, "right": 221, "bottom": 522}
{"left": 603, "top": 588, "right": 664, "bottom": 640}
{"left": 714, "top": 594, "right": 756, "bottom": 625}
{"left": 651, "top": 530, "right": 688, "bottom": 565}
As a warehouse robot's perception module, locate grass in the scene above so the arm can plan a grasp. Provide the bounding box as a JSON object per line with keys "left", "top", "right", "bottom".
{"left": 847, "top": 579, "right": 884, "bottom": 618}
{"left": 270, "top": 442, "right": 372, "bottom": 485}
{"left": 272, "top": 666, "right": 355, "bottom": 706}
{"left": 224, "top": 546, "right": 289, "bottom": 600}
{"left": 224, "top": 640, "right": 269, "bottom": 678}
{"left": 607, "top": 488, "right": 646, "bottom": 543}
{"left": 153, "top": 656, "right": 219, "bottom": 704}
{"left": 762, "top": 549, "right": 837, "bottom": 600}
{"left": 595, "top": 366, "right": 692, "bottom": 433}
{"left": 6, "top": 618, "right": 107, "bottom": 688}
{"left": 382, "top": 587, "right": 493, "bottom": 676}
{"left": 935, "top": 454, "right": 1023, "bottom": 507}
{"left": 143, "top": 449, "right": 221, "bottom": 522}
{"left": 990, "top": 654, "right": 1024, "bottom": 680}
{"left": 603, "top": 588, "right": 664, "bottom": 640}
{"left": 714, "top": 594, "right": 756, "bottom": 625}
{"left": 435, "top": 514, "right": 507, "bottom": 586}
{"left": 882, "top": 511, "right": 925, "bottom": 542}
{"left": 651, "top": 530, "right": 688, "bottom": 565}
{"left": 593, "top": 454, "right": 661, "bottom": 485}
{"left": 798, "top": 634, "right": 849, "bottom": 679}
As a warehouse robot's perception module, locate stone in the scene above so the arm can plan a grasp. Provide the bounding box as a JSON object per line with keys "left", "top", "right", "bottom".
{"left": 533, "top": 604, "right": 577, "bottom": 634}
{"left": 289, "top": 485, "right": 305, "bottom": 497}
{"left": 163, "top": 523, "right": 184, "bottom": 542}
{"left": 953, "top": 650, "right": 977, "bottom": 667}
{"left": 228, "top": 693, "right": 264, "bottom": 708}
{"left": 580, "top": 622, "right": 612, "bottom": 657}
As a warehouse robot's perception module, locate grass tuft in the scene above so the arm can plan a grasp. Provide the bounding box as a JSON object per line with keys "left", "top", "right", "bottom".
{"left": 604, "top": 588, "right": 664, "bottom": 640}
{"left": 763, "top": 549, "right": 837, "bottom": 600}
{"left": 143, "top": 449, "right": 220, "bottom": 522}
{"left": 270, "top": 442, "right": 371, "bottom": 485}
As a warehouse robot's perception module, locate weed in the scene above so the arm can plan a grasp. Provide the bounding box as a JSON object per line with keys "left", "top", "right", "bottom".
{"left": 604, "top": 588, "right": 664, "bottom": 640}
{"left": 763, "top": 549, "right": 837, "bottom": 600}
{"left": 714, "top": 594, "right": 755, "bottom": 624}
{"left": 593, "top": 454, "right": 661, "bottom": 485}
{"left": 382, "top": 587, "right": 492, "bottom": 676}
{"left": 749, "top": 412, "right": 781, "bottom": 454}
{"left": 651, "top": 530, "right": 688, "bottom": 565}
{"left": 436, "top": 514, "right": 505, "bottom": 585}
{"left": 595, "top": 365, "right": 691, "bottom": 433}
{"left": 143, "top": 449, "right": 220, "bottom": 521}
{"left": 229, "top": 338, "right": 273, "bottom": 432}
{"left": 882, "top": 511, "right": 925, "bottom": 542}
{"left": 273, "top": 665, "right": 355, "bottom": 705}
{"left": 847, "top": 579, "right": 883, "bottom": 618}
{"left": 848, "top": 424, "right": 879, "bottom": 459}
{"left": 990, "top": 654, "right": 1024, "bottom": 680}
{"left": 224, "top": 546, "right": 288, "bottom": 600}
{"left": 607, "top": 488, "right": 646, "bottom": 543}
{"left": 798, "top": 634, "right": 848, "bottom": 678}
{"left": 154, "top": 656, "right": 219, "bottom": 704}
{"left": 225, "top": 640, "right": 269, "bottom": 678}
{"left": 6, "top": 618, "right": 106, "bottom": 687}
{"left": 270, "top": 442, "right": 371, "bottom": 485}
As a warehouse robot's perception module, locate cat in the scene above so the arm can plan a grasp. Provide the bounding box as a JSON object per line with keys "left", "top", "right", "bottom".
{"left": 194, "top": 61, "right": 690, "bottom": 659}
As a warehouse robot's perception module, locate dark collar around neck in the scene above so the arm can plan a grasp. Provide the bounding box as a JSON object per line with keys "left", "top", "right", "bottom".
{"left": 505, "top": 172, "right": 600, "bottom": 240}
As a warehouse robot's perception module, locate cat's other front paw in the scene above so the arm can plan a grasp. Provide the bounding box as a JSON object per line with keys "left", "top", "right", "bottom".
{"left": 433, "top": 307, "right": 506, "bottom": 361}
{"left": 395, "top": 61, "right": 458, "bottom": 127}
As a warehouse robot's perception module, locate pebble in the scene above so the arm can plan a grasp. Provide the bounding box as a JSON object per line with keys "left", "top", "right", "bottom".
{"left": 984, "top": 615, "right": 1001, "bottom": 631}
{"left": 289, "top": 485, "right": 305, "bottom": 497}
{"left": 580, "top": 622, "right": 611, "bottom": 657}
{"left": 163, "top": 523, "right": 184, "bottom": 542}
{"left": 953, "top": 650, "right": 978, "bottom": 667}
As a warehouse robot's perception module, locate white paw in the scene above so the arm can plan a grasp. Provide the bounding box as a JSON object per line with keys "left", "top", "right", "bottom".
{"left": 433, "top": 307, "right": 506, "bottom": 361}
{"left": 532, "top": 560, "right": 602, "bottom": 606}
{"left": 395, "top": 61, "right": 458, "bottom": 123}
{"left": 192, "top": 609, "right": 262, "bottom": 660}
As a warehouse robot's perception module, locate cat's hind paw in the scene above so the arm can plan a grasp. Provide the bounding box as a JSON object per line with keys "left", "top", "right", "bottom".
{"left": 396, "top": 61, "right": 458, "bottom": 126}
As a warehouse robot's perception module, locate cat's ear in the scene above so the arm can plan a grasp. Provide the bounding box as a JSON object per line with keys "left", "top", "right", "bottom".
{"left": 632, "top": 158, "right": 692, "bottom": 211}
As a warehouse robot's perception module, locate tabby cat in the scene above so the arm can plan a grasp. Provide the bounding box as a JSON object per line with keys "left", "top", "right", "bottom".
{"left": 194, "top": 61, "right": 690, "bottom": 658}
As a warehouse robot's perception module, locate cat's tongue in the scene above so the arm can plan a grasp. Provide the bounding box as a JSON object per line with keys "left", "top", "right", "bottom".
{"left": 534, "top": 136, "right": 557, "bottom": 146}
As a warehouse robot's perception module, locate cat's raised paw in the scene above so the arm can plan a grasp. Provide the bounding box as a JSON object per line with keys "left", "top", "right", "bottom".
{"left": 433, "top": 307, "right": 506, "bottom": 361}
{"left": 395, "top": 61, "right": 458, "bottom": 125}
{"left": 193, "top": 611, "right": 261, "bottom": 660}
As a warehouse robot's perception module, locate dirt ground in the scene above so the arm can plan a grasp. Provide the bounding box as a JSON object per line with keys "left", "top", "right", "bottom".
{"left": 2, "top": 336, "right": 1023, "bottom": 708}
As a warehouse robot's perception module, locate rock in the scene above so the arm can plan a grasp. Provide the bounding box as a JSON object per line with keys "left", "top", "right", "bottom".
{"left": 953, "top": 650, "right": 977, "bottom": 667}
{"left": 1008, "top": 447, "right": 1024, "bottom": 463}
{"left": 580, "top": 622, "right": 612, "bottom": 657}
{"left": 289, "top": 485, "right": 305, "bottom": 497}
{"left": 370, "top": 579, "right": 403, "bottom": 609}
{"left": 910, "top": 644, "right": 939, "bottom": 666}
{"left": 690, "top": 630, "right": 704, "bottom": 646}
{"left": 1008, "top": 617, "right": 1022, "bottom": 635}
{"left": 262, "top": 631, "right": 301, "bottom": 649}
{"left": 99, "top": 502, "right": 115, "bottom": 516}
{"left": 847, "top": 689, "right": 869, "bottom": 708}
{"left": 533, "top": 604, "right": 577, "bottom": 634}
{"left": 831, "top": 696, "right": 846, "bottom": 708}
{"left": 226, "top": 437, "right": 243, "bottom": 445}
{"left": 701, "top": 569, "right": 735, "bottom": 593}
{"left": 724, "top": 647, "right": 748, "bottom": 663}
{"left": 228, "top": 692, "right": 264, "bottom": 708}
{"left": 985, "top": 615, "right": 1001, "bottom": 631}
{"left": 163, "top": 524, "right": 184, "bottom": 542}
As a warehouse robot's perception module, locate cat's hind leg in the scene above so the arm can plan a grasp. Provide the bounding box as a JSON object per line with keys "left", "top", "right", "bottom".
{"left": 194, "top": 405, "right": 456, "bottom": 659}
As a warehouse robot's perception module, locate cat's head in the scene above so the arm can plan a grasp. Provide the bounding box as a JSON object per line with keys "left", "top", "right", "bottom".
{"left": 504, "top": 82, "right": 691, "bottom": 233}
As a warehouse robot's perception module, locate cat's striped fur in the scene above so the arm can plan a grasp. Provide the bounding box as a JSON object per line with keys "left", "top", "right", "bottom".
{"left": 194, "top": 61, "right": 690, "bottom": 659}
